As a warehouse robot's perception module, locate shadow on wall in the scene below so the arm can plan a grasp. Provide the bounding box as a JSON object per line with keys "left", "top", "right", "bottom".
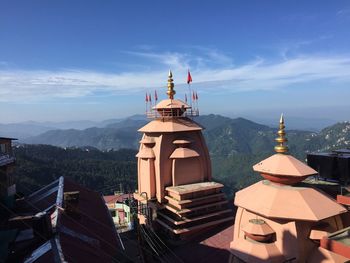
{"left": 230, "top": 228, "right": 329, "bottom": 262}
{"left": 169, "top": 223, "right": 234, "bottom": 263}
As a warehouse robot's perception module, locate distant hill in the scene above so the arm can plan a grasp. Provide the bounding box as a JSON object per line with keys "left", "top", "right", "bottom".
{"left": 23, "top": 114, "right": 350, "bottom": 158}
{"left": 305, "top": 121, "right": 350, "bottom": 152}
{"left": 21, "top": 116, "right": 149, "bottom": 149}
{"left": 24, "top": 126, "right": 143, "bottom": 150}
{"left": 0, "top": 123, "right": 55, "bottom": 139}
{"left": 13, "top": 118, "right": 350, "bottom": 198}
{"left": 22, "top": 114, "right": 347, "bottom": 157}
{"left": 0, "top": 117, "right": 144, "bottom": 139}
{"left": 24, "top": 115, "right": 280, "bottom": 152}
{"left": 246, "top": 116, "right": 337, "bottom": 132}
{"left": 13, "top": 145, "right": 137, "bottom": 195}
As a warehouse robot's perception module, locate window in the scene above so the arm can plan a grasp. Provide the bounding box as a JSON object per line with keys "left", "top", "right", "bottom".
{"left": 0, "top": 144, "right": 6, "bottom": 154}
{"left": 110, "top": 210, "right": 116, "bottom": 217}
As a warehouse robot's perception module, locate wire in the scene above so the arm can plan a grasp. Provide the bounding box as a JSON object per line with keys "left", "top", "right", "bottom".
{"left": 14, "top": 185, "right": 126, "bottom": 263}
{"left": 15, "top": 178, "right": 184, "bottom": 263}
{"left": 0, "top": 201, "right": 77, "bottom": 263}
{"left": 147, "top": 227, "right": 184, "bottom": 263}
{"left": 140, "top": 225, "right": 184, "bottom": 263}
{"left": 140, "top": 226, "right": 160, "bottom": 256}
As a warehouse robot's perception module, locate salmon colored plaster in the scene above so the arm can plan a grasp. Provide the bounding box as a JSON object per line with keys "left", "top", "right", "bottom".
{"left": 135, "top": 72, "right": 232, "bottom": 239}
{"left": 230, "top": 116, "right": 349, "bottom": 262}
{"left": 137, "top": 88, "right": 211, "bottom": 203}
{"left": 235, "top": 180, "right": 346, "bottom": 221}
{"left": 154, "top": 99, "right": 190, "bottom": 110}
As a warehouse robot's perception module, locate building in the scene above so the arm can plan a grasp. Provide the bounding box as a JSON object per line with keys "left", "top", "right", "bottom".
{"left": 229, "top": 115, "right": 350, "bottom": 262}
{"left": 307, "top": 148, "right": 350, "bottom": 259}
{"left": 133, "top": 71, "right": 233, "bottom": 240}
{"left": 104, "top": 193, "right": 134, "bottom": 232}
{"left": 0, "top": 137, "right": 17, "bottom": 208}
{"left": 0, "top": 175, "right": 127, "bottom": 262}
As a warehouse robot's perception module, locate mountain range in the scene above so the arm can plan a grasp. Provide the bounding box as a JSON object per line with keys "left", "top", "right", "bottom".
{"left": 10, "top": 114, "right": 350, "bottom": 198}
{"left": 18, "top": 114, "right": 350, "bottom": 158}
{"left": 0, "top": 116, "right": 143, "bottom": 139}
{"left": 0, "top": 114, "right": 338, "bottom": 139}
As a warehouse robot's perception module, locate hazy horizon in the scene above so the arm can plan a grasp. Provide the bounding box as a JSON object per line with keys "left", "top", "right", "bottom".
{"left": 1, "top": 1, "right": 350, "bottom": 123}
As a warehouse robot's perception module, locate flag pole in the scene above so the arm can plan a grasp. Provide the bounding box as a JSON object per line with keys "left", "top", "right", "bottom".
{"left": 187, "top": 69, "right": 193, "bottom": 112}
{"left": 195, "top": 91, "right": 199, "bottom": 115}
{"left": 149, "top": 94, "right": 152, "bottom": 113}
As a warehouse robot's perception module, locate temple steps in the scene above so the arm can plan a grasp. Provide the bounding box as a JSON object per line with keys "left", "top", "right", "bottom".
{"left": 164, "top": 192, "right": 225, "bottom": 209}
{"left": 164, "top": 200, "right": 229, "bottom": 216}
{"left": 155, "top": 216, "right": 234, "bottom": 235}
{"left": 152, "top": 182, "right": 234, "bottom": 238}
{"left": 157, "top": 208, "right": 233, "bottom": 226}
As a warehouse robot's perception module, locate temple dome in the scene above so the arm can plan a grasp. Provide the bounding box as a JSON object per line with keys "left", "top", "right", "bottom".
{"left": 138, "top": 118, "right": 202, "bottom": 133}
{"left": 253, "top": 114, "right": 317, "bottom": 185}
{"left": 253, "top": 153, "right": 317, "bottom": 184}
{"left": 154, "top": 99, "right": 190, "bottom": 110}
{"left": 235, "top": 180, "right": 346, "bottom": 221}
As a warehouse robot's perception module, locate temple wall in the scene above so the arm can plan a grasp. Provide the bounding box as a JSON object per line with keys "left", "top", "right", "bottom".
{"left": 172, "top": 157, "right": 202, "bottom": 186}
{"left": 137, "top": 128, "right": 212, "bottom": 203}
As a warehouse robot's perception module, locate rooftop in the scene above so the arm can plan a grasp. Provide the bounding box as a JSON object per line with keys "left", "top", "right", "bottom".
{"left": 235, "top": 180, "right": 347, "bottom": 221}
{"left": 138, "top": 117, "right": 203, "bottom": 133}
{"left": 3, "top": 177, "right": 125, "bottom": 262}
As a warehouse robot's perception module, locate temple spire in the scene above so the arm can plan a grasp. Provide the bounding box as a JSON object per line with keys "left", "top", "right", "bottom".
{"left": 274, "top": 113, "right": 289, "bottom": 154}
{"left": 166, "top": 70, "right": 176, "bottom": 99}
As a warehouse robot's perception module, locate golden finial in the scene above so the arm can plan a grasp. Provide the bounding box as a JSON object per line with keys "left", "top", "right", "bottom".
{"left": 166, "top": 70, "right": 176, "bottom": 99}
{"left": 274, "top": 113, "right": 289, "bottom": 153}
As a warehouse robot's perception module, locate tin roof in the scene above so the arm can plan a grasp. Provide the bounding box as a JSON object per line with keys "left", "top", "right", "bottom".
{"left": 103, "top": 193, "right": 132, "bottom": 204}
{"left": 15, "top": 177, "right": 125, "bottom": 263}
{"left": 169, "top": 222, "right": 234, "bottom": 263}
{"left": 0, "top": 137, "right": 18, "bottom": 140}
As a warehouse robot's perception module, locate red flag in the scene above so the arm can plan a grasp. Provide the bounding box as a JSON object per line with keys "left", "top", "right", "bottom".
{"left": 149, "top": 94, "right": 152, "bottom": 102}
{"left": 145, "top": 93, "right": 149, "bottom": 102}
{"left": 195, "top": 92, "right": 198, "bottom": 100}
{"left": 192, "top": 91, "right": 196, "bottom": 101}
{"left": 154, "top": 90, "right": 158, "bottom": 101}
{"left": 185, "top": 94, "right": 187, "bottom": 103}
{"left": 187, "top": 70, "right": 192, "bottom": 84}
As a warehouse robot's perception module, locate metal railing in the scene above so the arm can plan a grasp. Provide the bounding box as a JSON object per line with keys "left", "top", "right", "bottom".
{"left": 146, "top": 108, "right": 199, "bottom": 119}
{"left": 0, "top": 154, "right": 15, "bottom": 166}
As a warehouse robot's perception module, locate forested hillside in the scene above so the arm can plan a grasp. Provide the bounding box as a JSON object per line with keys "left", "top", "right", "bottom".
{"left": 24, "top": 114, "right": 314, "bottom": 155}
{"left": 13, "top": 145, "right": 137, "bottom": 196}
{"left": 13, "top": 117, "right": 350, "bottom": 198}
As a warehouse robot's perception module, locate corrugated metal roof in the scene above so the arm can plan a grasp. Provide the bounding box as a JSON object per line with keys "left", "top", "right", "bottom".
{"left": 18, "top": 176, "right": 124, "bottom": 263}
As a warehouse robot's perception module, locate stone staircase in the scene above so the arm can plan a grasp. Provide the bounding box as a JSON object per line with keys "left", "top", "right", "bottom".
{"left": 155, "top": 182, "right": 234, "bottom": 238}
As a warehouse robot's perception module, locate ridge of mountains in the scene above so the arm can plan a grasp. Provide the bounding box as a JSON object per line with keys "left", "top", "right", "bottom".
{"left": 19, "top": 114, "right": 350, "bottom": 158}
{"left": 11, "top": 115, "right": 350, "bottom": 198}
{"left": 0, "top": 116, "right": 143, "bottom": 139}
{"left": 0, "top": 114, "right": 337, "bottom": 140}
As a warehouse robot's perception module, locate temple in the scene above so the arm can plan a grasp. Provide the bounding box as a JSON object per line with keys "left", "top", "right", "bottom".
{"left": 133, "top": 73, "right": 350, "bottom": 261}
{"left": 229, "top": 115, "right": 350, "bottom": 262}
{"left": 134, "top": 71, "right": 233, "bottom": 239}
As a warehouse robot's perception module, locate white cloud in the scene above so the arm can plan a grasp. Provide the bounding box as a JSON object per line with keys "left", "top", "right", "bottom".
{"left": 1, "top": 50, "right": 350, "bottom": 102}
{"left": 337, "top": 8, "right": 350, "bottom": 17}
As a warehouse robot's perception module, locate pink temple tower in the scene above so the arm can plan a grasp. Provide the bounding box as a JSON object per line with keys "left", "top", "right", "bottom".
{"left": 134, "top": 71, "right": 233, "bottom": 239}
{"left": 229, "top": 115, "right": 350, "bottom": 262}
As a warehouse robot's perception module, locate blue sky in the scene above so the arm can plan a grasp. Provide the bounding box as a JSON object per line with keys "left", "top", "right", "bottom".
{"left": 0, "top": 1, "right": 350, "bottom": 123}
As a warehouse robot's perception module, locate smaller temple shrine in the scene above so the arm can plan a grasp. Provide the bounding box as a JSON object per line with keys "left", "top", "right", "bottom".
{"left": 134, "top": 71, "right": 233, "bottom": 239}
{"left": 230, "top": 115, "right": 350, "bottom": 262}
